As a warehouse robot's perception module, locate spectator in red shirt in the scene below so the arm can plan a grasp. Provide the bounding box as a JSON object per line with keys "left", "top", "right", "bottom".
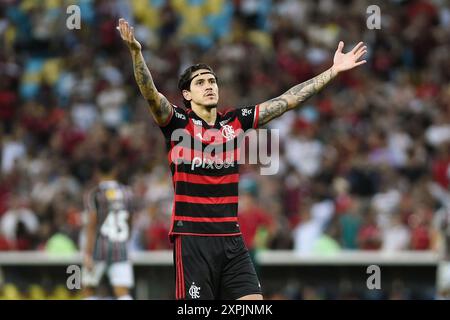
{"left": 238, "top": 177, "right": 275, "bottom": 275}
{"left": 238, "top": 178, "right": 274, "bottom": 251}
{"left": 431, "top": 145, "right": 450, "bottom": 189}
{"left": 409, "top": 206, "right": 433, "bottom": 250}
{"left": 145, "top": 205, "right": 171, "bottom": 250}
{"left": 0, "top": 231, "right": 11, "bottom": 250}
{"left": 357, "top": 208, "right": 382, "bottom": 250}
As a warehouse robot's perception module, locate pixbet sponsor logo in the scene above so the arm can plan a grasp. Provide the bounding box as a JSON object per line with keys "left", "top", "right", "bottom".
{"left": 170, "top": 128, "right": 280, "bottom": 175}
{"left": 190, "top": 157, "right": 235, "bottom": 170}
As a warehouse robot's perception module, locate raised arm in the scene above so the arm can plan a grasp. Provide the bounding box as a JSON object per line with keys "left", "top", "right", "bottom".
{"left": 258, "top": 41, "right": 367, "bottom": 126}
{"left": 117, "top": 18, "right": 172, "bottom": 126}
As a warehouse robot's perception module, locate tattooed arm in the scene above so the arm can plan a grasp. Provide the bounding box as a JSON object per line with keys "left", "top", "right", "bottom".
{"left": 258, "top": 41, "right": 367, "bottom": 126}
{"left": 258, "top": 67, "right": 337, "bottom": 126}
{"left": 130, "top": 50, "right": 172, "bottom": 125}
{"left": 117, "top": 18, "right": 172, "bottom": 126}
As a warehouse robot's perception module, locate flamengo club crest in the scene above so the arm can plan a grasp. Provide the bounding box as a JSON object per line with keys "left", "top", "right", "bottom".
{"left": 189, "top": 282, "right": 201, "bottom": 299}
{"left": 221, "top": 124, "right": 236, "bottom": 141}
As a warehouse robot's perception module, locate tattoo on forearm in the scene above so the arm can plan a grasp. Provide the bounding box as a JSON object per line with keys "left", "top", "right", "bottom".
{"left": 259, "top": 68, "right": 336, "bottom": 125}
{"left": 287, "top": 68, "right": 335, "bottom": 104}
{"left": 132, "top": 51, "right": 158, "bottom": 101}
{"left": 131, "top": 51, "right": 171, "bottom": 123}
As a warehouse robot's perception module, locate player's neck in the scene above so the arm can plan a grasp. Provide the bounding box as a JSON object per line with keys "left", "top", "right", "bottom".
{"left": 191, "top": 104, "right": 217, "bottom": 126}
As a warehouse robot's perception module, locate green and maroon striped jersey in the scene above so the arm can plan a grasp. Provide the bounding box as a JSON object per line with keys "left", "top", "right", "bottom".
{"left": 84, "top": 181, "right": 134, "bottom": 262}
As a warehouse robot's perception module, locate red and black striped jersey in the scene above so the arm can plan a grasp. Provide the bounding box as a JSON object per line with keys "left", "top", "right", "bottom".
{"left": 84, "top": 181, "right": 134, "bottom": 262}
{"left": 159, "top": 104, "right": 260, "bottom": 237}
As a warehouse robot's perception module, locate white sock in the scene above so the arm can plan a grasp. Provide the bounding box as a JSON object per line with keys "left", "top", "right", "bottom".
{"left": 117, "top": 295, "right": 133, "bottom": 300}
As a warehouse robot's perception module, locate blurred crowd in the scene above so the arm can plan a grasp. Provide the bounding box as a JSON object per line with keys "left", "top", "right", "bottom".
{"left": 0, "top": 0, "right": 449, "bottom": 265}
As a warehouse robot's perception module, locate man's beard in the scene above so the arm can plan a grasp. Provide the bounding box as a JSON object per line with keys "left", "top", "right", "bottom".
{"left": 204, "top": 102, "right": 218, "bottom": 109}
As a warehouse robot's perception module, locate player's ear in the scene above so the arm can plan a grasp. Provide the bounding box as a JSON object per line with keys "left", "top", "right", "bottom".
{"left": 182, "top": 89, "right": 192, "bottom": 102}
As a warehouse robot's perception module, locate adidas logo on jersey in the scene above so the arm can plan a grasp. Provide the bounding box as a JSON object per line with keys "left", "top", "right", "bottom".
{"left": 241, "top": 108, "right": 252, "bottom": 117}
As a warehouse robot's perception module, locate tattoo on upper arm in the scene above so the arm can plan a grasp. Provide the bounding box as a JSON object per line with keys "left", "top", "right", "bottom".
{"left": 147, "top": 95, "right": 171, "bottom": 122}
{"left": 160, "top": 96, "right": 172, "bottom": 118}
{"left": 259, "top": 98, "right": 289, "bottom": 126}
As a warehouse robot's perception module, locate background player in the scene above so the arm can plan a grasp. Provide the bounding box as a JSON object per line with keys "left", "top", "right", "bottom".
{"left": 82, "top": 157, "right": 135, "bottom": 300}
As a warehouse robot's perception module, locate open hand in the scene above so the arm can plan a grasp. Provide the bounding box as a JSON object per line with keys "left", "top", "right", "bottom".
{"left": 117, "top": 18, "right": 142, "bottom": 51}
{"left": 332, "top": 41, "right": 367, "bottom": 74}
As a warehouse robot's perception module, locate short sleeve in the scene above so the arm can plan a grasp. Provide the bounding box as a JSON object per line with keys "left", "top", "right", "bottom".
{"left": 158, "top": 104, "right": 189, "bottom": 139}
{"left": 236, "top": 105, "right": 260, "bottom": 131}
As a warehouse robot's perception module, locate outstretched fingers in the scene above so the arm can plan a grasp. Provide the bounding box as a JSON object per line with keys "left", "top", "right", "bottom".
{"left": 354, "top": 43, "right": 368, "bottom": 62}
{"left": 117, "top": 19, "right": 125, "bottom": 38}
{"left": 351, "top": 42, "right": 365, "bottom": 54}
{"left": 129, "top": 26, "right": 135, "bottom": 40}
{"left": 123, "top": 21, "right": 130, "bottom": 40}
{"left": 117, "top": 18, "right": 131, "bottom": 41}
{"left": 355, "top": 44, "right": 367, "bottom": 56}
{"left": 355, "top": 48, "right": 367, "bottom": 61}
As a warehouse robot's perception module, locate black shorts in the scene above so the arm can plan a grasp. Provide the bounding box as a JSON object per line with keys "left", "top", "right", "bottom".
{"left": 173, "top": 235, "right": 262, "bottom": 300}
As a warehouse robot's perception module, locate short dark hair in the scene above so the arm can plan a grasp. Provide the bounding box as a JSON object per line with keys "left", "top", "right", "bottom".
{"left": 98, "top": 157, "right": 115, "bottom": 175}
{"left": 177, "top": 63, "right": 218, "bottom": 108}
